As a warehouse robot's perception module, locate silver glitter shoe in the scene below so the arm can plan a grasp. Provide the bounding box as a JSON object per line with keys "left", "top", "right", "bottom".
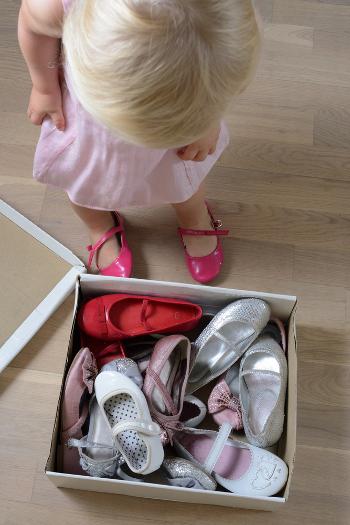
{"left": 240, "top": 334, "right": 288, "bottom": 448}
{"left": 162, "top": 458, "right": 216, "bottom": 491}
{"left": 115, "top": 457, "right": 216, "bottom": 491}
{"left": 187, "top": 298, "right": 271, "bottom": 393}
{"left": 68, "top": 396, "right": 124, "bottom": 478}
{"left": 101, "top": 358, "right": 143, "bottom": 389}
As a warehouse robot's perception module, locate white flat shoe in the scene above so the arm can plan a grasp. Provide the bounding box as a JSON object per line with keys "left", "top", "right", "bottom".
{"left": 240, "top": 334, "right": 288, "bottom": 448}
{"left": 174, "top": 424, "right": 288, "bottom": 497}
{"left": 95, "top": 371, "right": 164, "bottom": 475}
{"left": 187, "top": 298, "right": 271, "bottom": 394}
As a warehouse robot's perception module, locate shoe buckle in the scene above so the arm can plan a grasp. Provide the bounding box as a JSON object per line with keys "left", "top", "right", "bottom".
{"left": 213, "top": 219, "right": 223, "bottom": 229}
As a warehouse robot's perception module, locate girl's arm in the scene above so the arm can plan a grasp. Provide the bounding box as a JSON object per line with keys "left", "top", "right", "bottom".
{"left": 18, "top": 0, "right": 66, "bottom": 130}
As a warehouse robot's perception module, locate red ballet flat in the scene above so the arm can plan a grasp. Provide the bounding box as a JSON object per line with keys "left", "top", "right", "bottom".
{"left": 78, "top": 293, "right": 202, "bottom": 341}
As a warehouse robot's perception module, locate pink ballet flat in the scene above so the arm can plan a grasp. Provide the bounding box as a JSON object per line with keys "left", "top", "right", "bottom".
{"left": 178, "top": 205, "right": 229, "bottom": 284}
{"left": 143, "top": 334, "right": 192, "bottom": 445}
{"left": 58, "top": 348, "right": 98, "bottom": 475}
{"left": 87, "top": 212, "right": 132, "bottom": 278}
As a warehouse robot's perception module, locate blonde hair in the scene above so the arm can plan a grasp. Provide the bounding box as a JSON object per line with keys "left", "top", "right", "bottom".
{"left": 63, "top": 0, "right": 260, "bottom": 148}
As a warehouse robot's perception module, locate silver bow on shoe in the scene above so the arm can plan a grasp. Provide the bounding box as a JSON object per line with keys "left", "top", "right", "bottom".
{"left": 187, "top": 298, "right": 271, "bottom": 393}
{"left": 68, "top": 396, "right": 124, "bottom": 478}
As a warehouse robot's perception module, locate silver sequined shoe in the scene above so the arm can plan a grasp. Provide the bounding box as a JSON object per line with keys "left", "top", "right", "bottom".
{"left": 162, "top": 458, "right": 216, "bottom": 491}
{"left": 187, "top": 298, "right": 271, "bottom": 393}
{"left": 101, "top": 357, "right": 143, "bottom": 388}
{"left": 239, "top": 334, "right": 288, "bottom": 448}
{"left": 68, "top": 396, "right": 124, "bottom": 478}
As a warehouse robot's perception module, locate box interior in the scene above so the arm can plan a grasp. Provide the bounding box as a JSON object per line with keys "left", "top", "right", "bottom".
{"left": 46, "top": 275, "right": 297, "bottom": 510}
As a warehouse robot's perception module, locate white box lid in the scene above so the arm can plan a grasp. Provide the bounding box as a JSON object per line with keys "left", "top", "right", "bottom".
{"left": 0, "top": 199, "right": 85, "bottom": 372}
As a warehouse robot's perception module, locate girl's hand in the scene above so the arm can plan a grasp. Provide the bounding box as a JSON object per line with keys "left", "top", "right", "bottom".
{"left": 177, "top": 125, "right": 220, "bottom": 162}
{"left": 27, "top": 85, "right": 65, "bottom": 130}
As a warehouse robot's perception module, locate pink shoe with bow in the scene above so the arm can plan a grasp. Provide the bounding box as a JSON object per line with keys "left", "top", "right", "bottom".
{"left": 58, "top": 348, "right": 98, "bottom": 475}
{"left": 178, "top": 205, "right": 229, "bottom": 284}
{"left": 208, "top": 366, "right": 243, "bottom": 431}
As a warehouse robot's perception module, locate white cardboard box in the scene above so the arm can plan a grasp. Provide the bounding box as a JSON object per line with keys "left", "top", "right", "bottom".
{"left": 46, "top": 275, "right": 297, "bottom": 512}
{"left": 1, "top": 200, "right": 297, "bottom": 512}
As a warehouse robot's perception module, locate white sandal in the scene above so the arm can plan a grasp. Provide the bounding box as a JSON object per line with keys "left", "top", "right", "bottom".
{"left": 95, "top": 371, "right": 164, "bottom": 475}
{"left": 69, "top": 396, "right": 124, "bottom": 478}
{"left": 174, "top": 423, "right": 288, "bottom": 497}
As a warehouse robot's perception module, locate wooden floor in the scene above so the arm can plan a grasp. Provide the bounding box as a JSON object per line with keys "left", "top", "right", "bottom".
{"left": 1, "top": 0, "right": 350, "bottom": 523}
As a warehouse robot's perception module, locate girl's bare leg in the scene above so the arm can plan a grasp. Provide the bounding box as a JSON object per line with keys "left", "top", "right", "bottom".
{"left": 171, "top": 184, "right": 217, "bottom": 256}
{"left": 70, "top": 202, "right": 120, "bottom": 268}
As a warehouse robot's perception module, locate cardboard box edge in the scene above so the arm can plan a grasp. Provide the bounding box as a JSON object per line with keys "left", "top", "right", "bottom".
{"left": 0, "top": 267, "right": 82, "bottom": 372}
{"left": 282, "top": 302, "right": 298, "bottom": 501}
{"left": 0, "top": 199, "right": 85, "bottom": 268}
{"left": 45, "top": 470, "right": 286, "bottom": 511}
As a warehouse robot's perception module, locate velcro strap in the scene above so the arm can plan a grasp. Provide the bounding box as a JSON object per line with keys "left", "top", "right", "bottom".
{"left": 112, "top": 419, "right": 161, "bottom": 437}
{"left": 203, "top": 422, "right": 233, "bottom": 474}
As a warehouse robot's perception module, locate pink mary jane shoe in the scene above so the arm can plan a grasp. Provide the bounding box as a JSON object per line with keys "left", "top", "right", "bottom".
{"left": 178, "top": 206, "right": 229, "bottom": 284}
{"left": 87, "top": 212, "right": 132, "bottom": 278}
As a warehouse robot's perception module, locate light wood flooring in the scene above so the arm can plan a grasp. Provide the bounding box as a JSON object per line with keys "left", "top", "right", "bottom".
{"left": 1, "top": 0, "right": 350, "bottom": 523}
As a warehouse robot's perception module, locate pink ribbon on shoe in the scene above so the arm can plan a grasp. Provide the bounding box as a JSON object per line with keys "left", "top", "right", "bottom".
{"left": 152, "top": 413, "right": 185, "bottom": 446}
{"left": 145, "top": 366, "right": 185, "bottom": 446}
{"left": 208, "top": 378, "right": 243, "bottom": 430}
{"left": 82, "top": 352, "right": 98, "bottom": 394}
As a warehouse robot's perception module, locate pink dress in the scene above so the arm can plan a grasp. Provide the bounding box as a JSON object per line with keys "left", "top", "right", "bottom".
{"left": 33, "top": 0, "right": 230, "bottom": 211}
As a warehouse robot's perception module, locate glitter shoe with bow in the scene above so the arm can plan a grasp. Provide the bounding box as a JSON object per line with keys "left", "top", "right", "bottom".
{"left": 69, "top": 396, "right": 124, "bottom": 478}
{"left": 208, "top": 364, "right": 243, "bottom": 431}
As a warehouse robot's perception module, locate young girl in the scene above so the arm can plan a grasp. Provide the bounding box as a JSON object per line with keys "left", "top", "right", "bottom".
{"left": 18, "top": 0, "right": 260, "bottom": 283}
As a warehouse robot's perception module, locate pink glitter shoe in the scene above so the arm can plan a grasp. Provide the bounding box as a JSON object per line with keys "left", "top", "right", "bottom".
{"left": 208, "top": 367, "right": 243, "bottom": 431}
